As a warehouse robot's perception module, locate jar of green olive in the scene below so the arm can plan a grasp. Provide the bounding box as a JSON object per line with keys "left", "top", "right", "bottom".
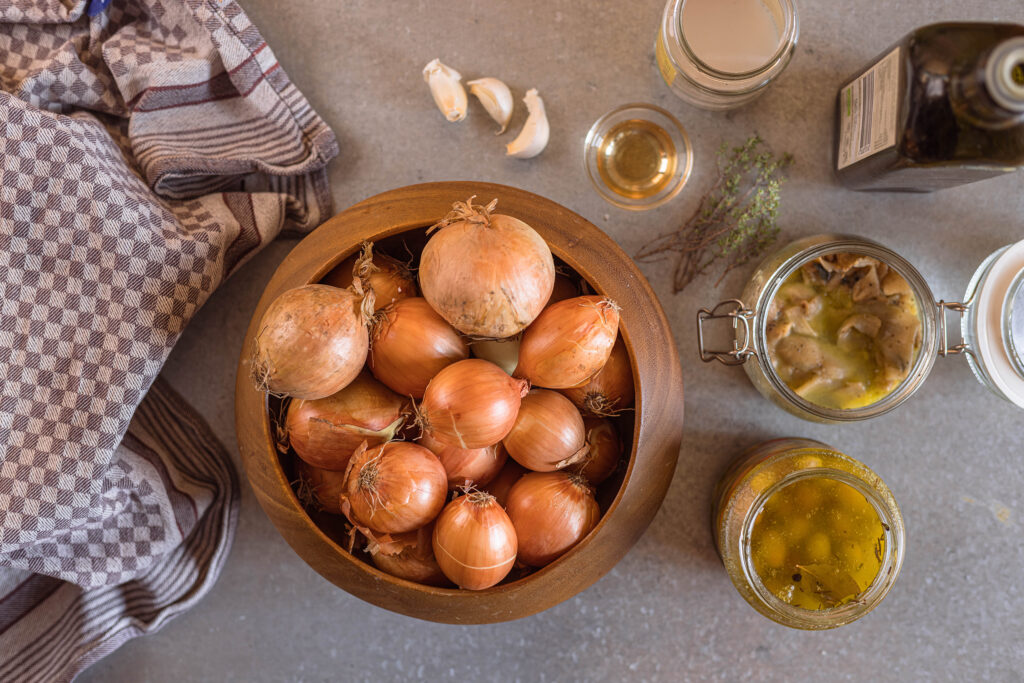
{"left": 713, "top": 438, "right": 905, "bottom": 629}
{"left": 697, "top": 234, "right": 1024, "bottom": 422}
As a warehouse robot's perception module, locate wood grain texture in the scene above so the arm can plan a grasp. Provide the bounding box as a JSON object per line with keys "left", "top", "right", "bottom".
{"left": 234, "top": 182, "right": 684, "bottom": 623}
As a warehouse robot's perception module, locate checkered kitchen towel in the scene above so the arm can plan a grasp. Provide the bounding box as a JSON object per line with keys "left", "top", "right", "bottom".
{"left": 0, "top": 0, "right": 338, "bottom": 679}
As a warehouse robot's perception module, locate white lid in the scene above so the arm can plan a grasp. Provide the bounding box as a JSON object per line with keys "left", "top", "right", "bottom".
{"left": 973, "top": 240, "right": 1024, "bottom": 408}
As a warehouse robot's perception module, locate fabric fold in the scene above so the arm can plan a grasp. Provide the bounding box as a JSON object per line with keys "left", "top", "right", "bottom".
{"left": 0, "top": 0, "right": 339, "bottom": 677}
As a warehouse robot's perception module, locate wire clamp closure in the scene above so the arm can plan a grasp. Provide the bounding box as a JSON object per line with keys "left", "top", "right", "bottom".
{"left": 697, "top": 299, "right": 756, "bottom": 366}
{"left": 937, "top": 299, "right": 972, "bottom": 358}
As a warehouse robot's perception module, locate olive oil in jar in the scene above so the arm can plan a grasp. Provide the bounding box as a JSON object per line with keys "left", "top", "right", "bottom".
{"left": 749, "top": 476, "right": 886, "bottom": 610}
{"left": 595, "top": 119, "right": 678, "bottom": 200}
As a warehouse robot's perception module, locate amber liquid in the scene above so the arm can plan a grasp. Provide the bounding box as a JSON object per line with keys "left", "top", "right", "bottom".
{"left": 596, "top": 119, "right": 677, "bottom": 199}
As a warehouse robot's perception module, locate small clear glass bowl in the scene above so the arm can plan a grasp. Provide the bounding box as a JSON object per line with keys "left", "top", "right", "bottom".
{"left": 583, "top": 103, "right": 693, "bottom": 211}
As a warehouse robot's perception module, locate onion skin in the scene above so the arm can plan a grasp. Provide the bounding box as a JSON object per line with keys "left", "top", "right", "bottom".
{"left": 505, "top": 472, "right": 600, "bottom": 567}
{"left": 485, "top": 459, "right": 527, "bottom": 508}
{"left": 370, "top": 297, "right": 469, "bottom": 399}
{"left": 322, "top": 243, "right": 417, "bottom": 312}
{"left": 547, "top": 273, "right": 581, "bottom": 306}
{"left": 515, "top": 296, "right": 620, "bottom": 389}
{"left": 294, "top": 460, "right": 347, "bottom": 515}
{"left": 420, "top": 359, "right": 529, "bottom": 450}
{"left": 420, "top": 198, "right": 554, "bottom": 338}
{"left": 432, "top": 491, "right": 518, "bottom": 590}
{"left": 572, "top": 418, "right": 623, "bottom": 486}
{"left": 368, "top": 524, "right": 449, "bottom": 587}
{"left": 503, "top": 389, "right": 587, "bottom": 472}
{"left": 418, "top": 431, "right": 508, "bottom": 489}
{"left": 251, "top": 284, "right": 370, "bottom": 400}
{"left": 343, "top": 442, "right": 448, "bottom": 534}
{"left": 562, "top": 336, "right": 634, "bottom": 416}
{"left": 286, "top": 371, "right": 408, "bottom": 471}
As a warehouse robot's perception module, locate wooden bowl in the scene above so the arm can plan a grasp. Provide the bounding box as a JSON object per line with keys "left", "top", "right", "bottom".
{"left": 235, "top": 182, "right": 683, "bottom": 623}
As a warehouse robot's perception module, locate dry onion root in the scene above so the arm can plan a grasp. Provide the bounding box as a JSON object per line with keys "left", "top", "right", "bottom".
{"left": 573, "top": 417, "right": 623, "bottom": 486}
{"left": 322, "top": 241, "right": 417, "bottom": 312}
{"left": 419, "top": 197, "right": 555, "bottom": 338}
{"left": 418, "top": 430, "right": 508, "bottom": 490}
{"left": 562, "top": 335, "right": 634, "bottom": 416}
{"left": 294, "top": 460, "right": 348, "bottom": 515}
{"left": 503, "top": 389, "right": 588, "bottom": 472}
{"left": 342, "top": 441, "right": 448, "bottom": 534}
{"left": 505, "top": 472, "right": 600, "bottom": 567}
{"left": 432, "top": 490, "right": 518, "bottom": 590}
{"left": 251, "top": 284, "right": 373, "bottom": 400}
{"left": 368, "top": 523, "right": 449, "bottom": 587}
{"left": 515, "top": 295, "right": 620, "bottom": 389}
{"left": 418, "top": 359, "right": 529, "bottom": 450}
{"left": 286, "top": 370, "right": 409, "bottom": 471}
{"left": 369, "top": 297, "right": 469, "bottom": 399}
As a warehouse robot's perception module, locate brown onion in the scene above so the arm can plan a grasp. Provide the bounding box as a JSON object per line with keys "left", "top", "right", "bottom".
{"left": 418, "top": 431, "right": 508, "bottom": 489}
{"left": 515, "top": 296, "right": 620, "bottom": 389}
{"left": 572, "top": 418, "right": 623, "bottom": 486}
{"left": 432, "top": 491, "right": 517, "bottom": 590}
{"left": 370, "top": 298, "right": 469, "bottom": 398}
{"left": 294, "top": 459, "right": 347, "bottom": 515}
{"left": 342, "top": 442, "right": 447, "bottom": 534}
{"left": 419, "top": 359, "right": 529, "bottom": 449}
{"left": 547, "top": 272, "right": 581, "bottom": 306}
{"left": 420, "top": 197, "right": 554, "bottom": 337}
{"left": 505, "top": 471, "right": 600, "bottom": 567}
{"left": 562, "top": 336, "right": 634, "bottom": 416}
{"left": 485, "top": 459, "right": 527, "bottom": 508}
{"left": 251, "top": 284, "right": 371, "bottom": 399}
{"left": 322, "top": 241, "right": 416, "bottom": 312}
{"left": 470, "top": 337, "right": 520, "bottom": 375}
{"left": 368, "top": 523, "right": 449, "bottom": 586}
{"left": 286, "top": 371, "right": 408, "bottom": 471}
{"left": 503, "top": 389, "right": 587, "bottom": 472}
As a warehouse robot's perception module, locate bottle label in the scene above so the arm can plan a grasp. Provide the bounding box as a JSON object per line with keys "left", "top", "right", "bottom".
{"left": 837, "top": 47, "right": 900, "bottom": 170}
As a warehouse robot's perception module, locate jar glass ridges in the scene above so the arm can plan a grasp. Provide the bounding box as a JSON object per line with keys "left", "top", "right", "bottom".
{"left": 656, "top": 0, "right": 799, "bottom": 110}
{"left": 714, "top": 439, "right": 905, "bottom": 630}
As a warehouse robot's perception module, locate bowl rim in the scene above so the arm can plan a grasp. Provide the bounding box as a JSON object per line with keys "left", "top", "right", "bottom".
{"left": 234, "top": 181, "right": 684, "bottom": 623}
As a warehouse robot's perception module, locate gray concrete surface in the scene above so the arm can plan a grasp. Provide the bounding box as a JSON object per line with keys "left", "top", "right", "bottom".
{"left": 81, "top": 1, "right": 1024, "bottom": 681}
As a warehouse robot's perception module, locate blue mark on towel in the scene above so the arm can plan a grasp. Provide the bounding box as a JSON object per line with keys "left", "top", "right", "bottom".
{"left": 87, "top": 0, "right": 113, "bottom": 16}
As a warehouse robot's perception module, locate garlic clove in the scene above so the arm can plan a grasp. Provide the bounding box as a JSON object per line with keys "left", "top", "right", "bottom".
{"left": 506, "top": 88, "right": 549, "bottom": 159}
{"left": 423, "top": 58, "right": 467, "bottom": 122}
{"left": 467, "top": 77, "right": 514, "bottom": 134}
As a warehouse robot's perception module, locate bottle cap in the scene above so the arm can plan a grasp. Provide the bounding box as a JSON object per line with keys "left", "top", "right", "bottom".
{"left": 986, "top": 37, "right": 1024, "bottom": 113}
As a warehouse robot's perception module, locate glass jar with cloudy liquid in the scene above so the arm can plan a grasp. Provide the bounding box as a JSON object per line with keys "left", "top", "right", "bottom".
{"left": 696, "top": 235, "right": 1024, "bottom": 422}
{"left": 656, "top": 0, "right": 799, "bottom": 110}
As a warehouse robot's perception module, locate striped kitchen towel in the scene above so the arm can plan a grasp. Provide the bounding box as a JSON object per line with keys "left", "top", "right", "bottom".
{"left": 0, "top": 0, "right": 338, "bottom": 680}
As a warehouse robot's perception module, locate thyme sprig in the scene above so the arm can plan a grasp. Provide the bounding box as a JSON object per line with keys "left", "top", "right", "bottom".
{"left": 637, "top": 135, "right": 792, "bottom": 293}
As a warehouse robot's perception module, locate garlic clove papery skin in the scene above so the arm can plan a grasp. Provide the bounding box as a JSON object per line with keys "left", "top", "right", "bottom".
{"left": 467, "top": 77, "right": 514, "bottom": 134}
{"left": 506, "top": 88, "right": 549, "bottom": 159}
{"left": 423, "top": 58, "right": 467, "bottom": 122}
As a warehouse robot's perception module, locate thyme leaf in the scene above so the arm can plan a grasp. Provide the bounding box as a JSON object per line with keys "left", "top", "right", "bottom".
{"left": 636, "top": 134, "right": 792, "bottom": 293}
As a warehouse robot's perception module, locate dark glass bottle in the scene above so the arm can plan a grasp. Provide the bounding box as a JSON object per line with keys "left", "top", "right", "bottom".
{"left": 835, "top": 22, "right": 1024, "bottom": 192}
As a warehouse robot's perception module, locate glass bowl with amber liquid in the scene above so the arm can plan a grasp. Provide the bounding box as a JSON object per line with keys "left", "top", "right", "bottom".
{"left": 584, "top": 104, "right": 693, "bottom": 210}
{"left": 714, "top": 438, "right": 905, "bottom": 629}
